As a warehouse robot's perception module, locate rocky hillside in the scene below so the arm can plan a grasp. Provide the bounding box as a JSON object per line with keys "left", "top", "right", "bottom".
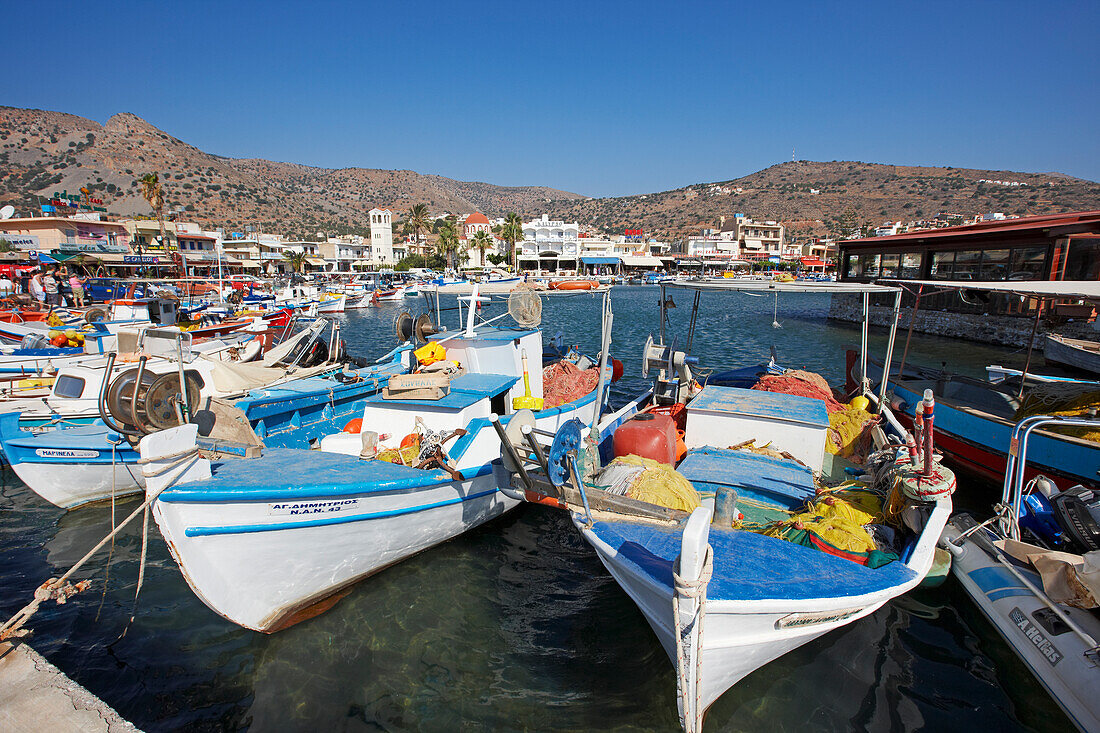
{"left": 530, "top": 161, "right": 1100, "bottom": 240}
{"left": 1, "top": 106, "right": 1097, "bottom": 241}
{"left": 0, "top": 107, "right": 583, "bottom": 239}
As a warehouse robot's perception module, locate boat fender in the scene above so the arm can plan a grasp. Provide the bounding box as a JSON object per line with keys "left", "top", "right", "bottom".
{"left": 343, "top": 418, "right": 363, "bottom": 434}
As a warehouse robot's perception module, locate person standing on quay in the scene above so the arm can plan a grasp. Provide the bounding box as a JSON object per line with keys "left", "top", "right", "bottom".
{"left": 69, "top": 271, "right": 85, "bottom": 307}
{"left": 28, "top": 267, "right": 45, "bottom": 304}
{"left": 42, "top": 268, "right": 59, "bottom": 306}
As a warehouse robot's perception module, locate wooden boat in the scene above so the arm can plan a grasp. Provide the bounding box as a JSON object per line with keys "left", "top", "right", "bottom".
{"left": 1045, "top": 333, "right": 1100, "bottom": 376}
{"left": 142, "top": 303, "right": 608, "bottom": 632}
{"left": 495, "top": 280, "right": 951, "bottom": 731}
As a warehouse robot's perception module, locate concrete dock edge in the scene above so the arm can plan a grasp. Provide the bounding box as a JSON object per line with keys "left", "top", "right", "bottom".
{"left": 0, "top": 641, "right": 141, "bottom": 732}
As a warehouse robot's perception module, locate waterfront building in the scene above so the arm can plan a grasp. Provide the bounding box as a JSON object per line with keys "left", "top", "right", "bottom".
{"left": 837, "top": 209, "right": 1100, "bottom": 317}
{"left": 458, "top": 212, "right": 502, "bottom": 266}
{"left": 0, "top": 216, "right": 130, "bottom": 254}
{"left": 517, "top": 214, "right": 581, "bottom": 272}
{"left": 319, "top": 238, "right": 370, "bottom": 273}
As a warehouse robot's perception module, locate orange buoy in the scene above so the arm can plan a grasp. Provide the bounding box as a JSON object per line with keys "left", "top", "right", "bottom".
{"left": 611, "top": 357, "right": 624, "bottom": 382}
{"left": 400, "top": 432, "right": 420, "bottom": 449}
{"left": 342, "top": 418, "right": 363, "bottom": 433}
{"left": 555, "top": 280, "right": 598, "bottom": 291}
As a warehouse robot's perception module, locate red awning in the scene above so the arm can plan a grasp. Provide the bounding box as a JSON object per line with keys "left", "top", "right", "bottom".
{"left": 800, "top": 257, "right": 825, "bottom": 266}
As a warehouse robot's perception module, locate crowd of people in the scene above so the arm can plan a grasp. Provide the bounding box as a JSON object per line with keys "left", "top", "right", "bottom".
{"left": 0, "top": 266, "right": 86, "bottom": 308}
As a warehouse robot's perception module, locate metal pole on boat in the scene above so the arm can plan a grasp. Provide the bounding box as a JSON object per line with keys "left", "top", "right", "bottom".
{"left": 896, "top": 284, "right": 922, "bottom": 381}
{"left": 877, "top": 289, "right": 903, "bottom": 409}
{"left": 659, "top": 283, "right": 666, "bottom": 345}
{"left": 860, "top": 291, "right": 870, "bottom": 392}
{"left": 177, "top": 334, "right": 190, "bottom": 422}
{"left": 589, "top": 289, "right": 613, "bottom": 434}
{"left": 1017, "top": 298, "right": 1045, "bottom": 401}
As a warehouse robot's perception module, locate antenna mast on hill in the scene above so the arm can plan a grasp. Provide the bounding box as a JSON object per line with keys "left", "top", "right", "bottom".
{"left": 791, "top": 147, "right": 795, "bottom": 162}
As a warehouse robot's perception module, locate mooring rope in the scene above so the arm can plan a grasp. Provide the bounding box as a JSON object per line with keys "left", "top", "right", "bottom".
{"left": 672, "top": 543, "right": 713, "bottom": 733}
{"left": 0, "top": 447, "right": 201, "bottom": 642}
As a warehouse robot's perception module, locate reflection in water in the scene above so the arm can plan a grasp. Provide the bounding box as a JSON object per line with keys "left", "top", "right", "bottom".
{"left": 0, "top": 287, "right": 1064, "bottom": 731}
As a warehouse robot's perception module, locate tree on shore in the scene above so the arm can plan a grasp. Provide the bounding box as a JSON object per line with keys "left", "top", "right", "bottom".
{"left": 405, "top": 203, "right": 432, "bottom": 253}
{"left": 282, "top": 249, "right": 307, "bottom": 273}
{"left": 470, "top": 230, "right": 493, "bottom": 266}
{"left": 435, "top": 221, "right": 461, "bottom": 271}
{"left": 499, "top": 212, "right": 523, "bottom": 272}
{"left": 139, "top": 173, "right": 168, "bottom": 260}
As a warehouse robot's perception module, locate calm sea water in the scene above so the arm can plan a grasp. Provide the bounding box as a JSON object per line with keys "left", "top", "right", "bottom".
{"left": 0, "top": 287, "right": 1070, "bottom": 732}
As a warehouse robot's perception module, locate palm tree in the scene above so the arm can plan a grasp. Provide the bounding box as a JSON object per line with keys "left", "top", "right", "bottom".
{"left": 435, "top": 222, "right": 461, "bottom": 272}
{"left": 139, "top": 173, "right": 171, "bottom": 275}
{"left": 283, "top": 249, "right": 307, "bottom": 274}
{"left": 499, "top": 212, "right": 523, "bottom": 272}
{"left": 470, "top": 230, "right": 493, "bottom": 267}
{"left": 405, "top": 203, "right": 432, "bottom": 254}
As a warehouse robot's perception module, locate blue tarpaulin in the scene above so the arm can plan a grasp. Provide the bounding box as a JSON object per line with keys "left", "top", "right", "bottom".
{"left": 580, "top": 256, "right": 620, "bottom": 265}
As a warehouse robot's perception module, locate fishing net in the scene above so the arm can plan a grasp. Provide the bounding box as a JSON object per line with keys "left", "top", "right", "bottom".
{"left": 542, "top": 360, "right": 600, "bottom": 409}
{"left": 508, "top": 286, "right": 542, "bottom": 327}
{"left": 752, "top": 371, "right": 846, "bottom": 414}
{"left": 376, "top": 445, "right": 421, "bottom": 465}
{"left": 606, "top": 455, "right": 701, "bottom": 512}
{"left": 1014, "top": 382, "right": 1100, "bottom": 443}
{"left": 826, "top": 405, "right": 877, "bottom": 458}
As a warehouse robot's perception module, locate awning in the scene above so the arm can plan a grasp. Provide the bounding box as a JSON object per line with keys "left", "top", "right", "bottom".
{"left": 800, "top": 257, "right": 826, "bottom": 266}
{"left": 881, "top": 279, "right": 1100, "bottom": 301}
{"left": 36, "top": 253, "right": 59, "bottom": 264}
{"left": 305, "top": 257, "right": 327, "bottom": 266}
{"left": 240, "top": 260, "right": 261, "bottom": 269}
{"left": 621, "top": 255, "right": 663, "bottom": 267}
{"left": 580, "top": 256, "right": 620, "bottom": 265}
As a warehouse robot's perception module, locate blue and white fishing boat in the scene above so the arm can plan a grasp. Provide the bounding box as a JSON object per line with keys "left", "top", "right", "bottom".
{"left": 941, "top": 414, "right": 1100, "bottom": 733}
{"left": 495, "top": 280, "right": 954, "bottom": 732}
{"left": 873, "top": 280, "right": 1100, "bottom": 494}
{"left": 0, "top": 322, "right": 398, "bottom": 509}
{"left": 136, "top": 287, "right": 615, "bottom": 632}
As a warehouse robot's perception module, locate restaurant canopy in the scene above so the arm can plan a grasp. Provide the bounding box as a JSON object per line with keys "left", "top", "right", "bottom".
{"left": 882, "top": 279, "right": 1100, "bottom": 302}
{"left": 580, "top": 256, "right": 620, "bottom": 265}
{"left": 620, "top": 255, "right": 663, "bottom": 267}
{"left": 239, "top": 260, "right": 262, "bottom": 269}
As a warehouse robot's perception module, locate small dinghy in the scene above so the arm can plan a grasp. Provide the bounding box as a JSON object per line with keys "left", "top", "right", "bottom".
{"left": 941, "top": 413, "right": 1100, "bottom": 732}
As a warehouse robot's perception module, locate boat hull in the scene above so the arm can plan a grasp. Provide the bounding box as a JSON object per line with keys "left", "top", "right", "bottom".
{"left": 1045, "top": 334, "right": 1100, "bottom": 376}
{"left": 942, "top": 518, "right": 1100, "bottom": 732}
{"left": 154, "top": 468, "right": 516, "bottom": 632}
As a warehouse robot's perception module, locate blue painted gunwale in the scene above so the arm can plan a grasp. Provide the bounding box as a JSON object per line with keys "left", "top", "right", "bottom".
{"left": 183, "top": 487, "right": 500, "bottom": 537}
{"left": 892, "top": 381, "right": 1100, "bottom": 480}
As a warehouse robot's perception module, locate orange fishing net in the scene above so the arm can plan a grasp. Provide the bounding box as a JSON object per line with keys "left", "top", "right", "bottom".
{"left": 542, "top": 360, "right": 600, "bottom": 409}
{"left": 752, "top": 371, "right": 845, "bottom": 413}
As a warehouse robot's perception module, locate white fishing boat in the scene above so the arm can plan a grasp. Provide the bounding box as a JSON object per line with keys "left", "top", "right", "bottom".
{"left": 140, "top": 287, "right": 614, "bottom": 631}
{"left": 940, "top": 413, "right": 1100, "bottom": 733}
{"left": 495, "top": 280, "right": 954, "bottom": 732}
{"left": 0, "top": 321, "right": 355, "bottom": 508}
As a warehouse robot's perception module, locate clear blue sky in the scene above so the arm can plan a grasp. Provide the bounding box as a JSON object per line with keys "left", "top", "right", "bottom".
{"left": 4, "top": 0, "right": 1098, "bottom": 197}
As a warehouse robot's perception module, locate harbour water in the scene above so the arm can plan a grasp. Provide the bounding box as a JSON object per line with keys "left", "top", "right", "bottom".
{"left": 0, "top": 286, "right": 1071, "bottom": 731}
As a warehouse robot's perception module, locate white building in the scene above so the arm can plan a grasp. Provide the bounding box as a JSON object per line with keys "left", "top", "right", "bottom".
{"left": 517, "top": 214, "right": 581, "bottom": 272}
{"left": 369, "top": 208, "right": 396, "bottom": 265}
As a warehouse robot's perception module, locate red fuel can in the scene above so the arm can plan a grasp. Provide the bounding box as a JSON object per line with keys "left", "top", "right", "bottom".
{"left": 613, "top": 413, "right": 677, "bottom": 465}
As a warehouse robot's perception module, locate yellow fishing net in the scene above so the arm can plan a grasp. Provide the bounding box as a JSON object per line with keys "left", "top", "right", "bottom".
{"left": 610, "top": 455, "right": 701, "bottom": 512}
{"left": 826, "top": 405, "right": 875, "bottom": 457}
{"left": 761, "top": 489, "right": 881, "bottom": 554}
{"left": 1014, "top": 382, "right": 1100, "bottom": 443}
{"left": 376, "top": 445, "right": 421, "bottom": 465}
